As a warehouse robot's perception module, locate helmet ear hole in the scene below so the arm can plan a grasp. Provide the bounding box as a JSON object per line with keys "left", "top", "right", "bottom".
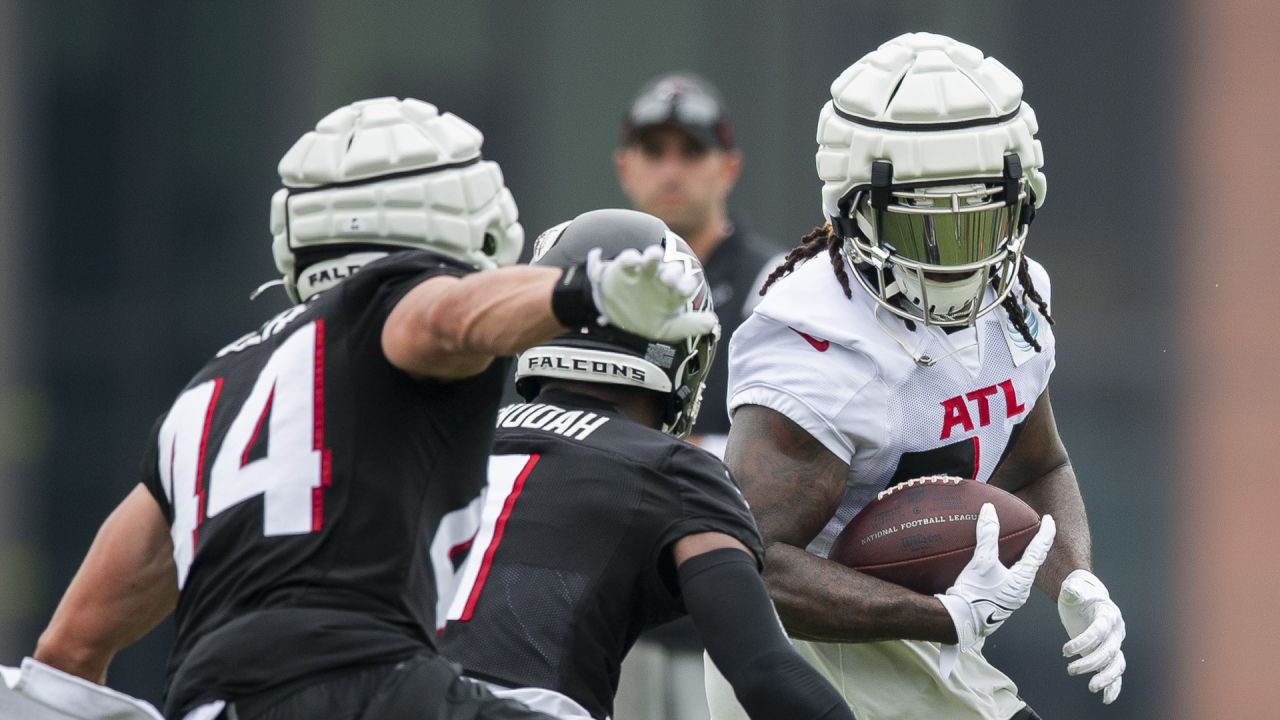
{"left": 1020, "top": 191, "right": 1037, "bottom": 227}
{"left": 686, "top": 354, "right": 701, "bottom": 375}
{"left": 482, "top": 233, "right": 497, "bottom": 256}
{"left": 833, "top": 192, "right": 860, "bottom": 241}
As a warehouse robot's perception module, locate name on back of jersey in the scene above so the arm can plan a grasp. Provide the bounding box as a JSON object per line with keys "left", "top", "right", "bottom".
{"left": 495, "top": 403, "right": 610, "bottom": 441}
{"left": 217, "top": 305, "right": 308, "bottom": 358}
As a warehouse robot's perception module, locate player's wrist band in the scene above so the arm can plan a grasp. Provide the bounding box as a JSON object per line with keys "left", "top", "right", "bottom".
{"left": 550, "top": 263, "right": 597, "bottom": 328}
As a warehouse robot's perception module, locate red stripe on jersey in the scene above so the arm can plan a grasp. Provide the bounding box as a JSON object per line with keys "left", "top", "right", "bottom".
{"left": 460, "top": 453, "right": 540, "bottom": 621}
{"left": 450, "top": 536, "right": 476, "bottom": 561}
{"left": 971, "top": 436, "right": 981, "bottom": 481}
{"left": 312, "top": 319, "right": 331, "bottom": 532}
{"left": 193, "top": 378, "right": 224, "bottom": 549}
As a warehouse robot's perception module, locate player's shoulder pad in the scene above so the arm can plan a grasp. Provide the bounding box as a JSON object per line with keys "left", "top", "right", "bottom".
{"left": 663, "top": 442, "right": 762, "bottom": 554}
{"left": 665, "top": 440, "right": 734, "bottom": 486}
{"left": 750, "top": 256, "right": 892, "bottom": 356}
{"left": 341, "top": 249, "right": 473, "bottom": 291}
{"left": 305, "top": 248, "right": 475, "bottom": 331}
{"left": 663, "top": 443, "right": 755, "bottom": 515}
{"left": 728, "top": 313, "right": 879, "bottom": 408}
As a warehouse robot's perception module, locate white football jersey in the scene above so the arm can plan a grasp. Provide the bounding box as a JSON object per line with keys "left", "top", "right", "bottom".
{"left": 729, "top": 254, "right": 1054, "bottom": 557}
{"left": 714, "top": 253, "right": 1056, "bottom": 720}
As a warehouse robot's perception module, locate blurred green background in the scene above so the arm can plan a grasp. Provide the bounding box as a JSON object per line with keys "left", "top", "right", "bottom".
{"left": 0, "top": 2, "right": 1189, "bottom": 717}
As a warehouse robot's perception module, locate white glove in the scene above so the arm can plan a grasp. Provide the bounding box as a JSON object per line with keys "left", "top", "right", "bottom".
{"left": 936, "top": 504, "right": 1057, "bottom": 652}
{"left": 1058, "top": 569, "right": 1126, "bottom": 704}
{"left": 584, "top": 245, "right": 718, "bottom": 342}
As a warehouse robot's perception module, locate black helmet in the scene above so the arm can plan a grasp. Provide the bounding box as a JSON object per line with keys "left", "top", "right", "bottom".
{"left": 515, "top": 209, "right": 719, "bottom": 438}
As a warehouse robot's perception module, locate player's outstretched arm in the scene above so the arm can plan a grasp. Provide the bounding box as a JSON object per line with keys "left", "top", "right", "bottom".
{"left": 383, "top": 265, "right": 565, "bottom": 379}
{"left": 726, "top": 405, "right": 958, "bottom": 643}
{"left": 673, "top": 533, "right": 852, "bottom": 720}
{"left": 34, "top": 484, "right": 178, "bottom": 684}
{"left": 987, "top": 389, "right": 1126, "bottom": 704}
{"left": 383, "top": 246, "right": 717, "bottom": 380}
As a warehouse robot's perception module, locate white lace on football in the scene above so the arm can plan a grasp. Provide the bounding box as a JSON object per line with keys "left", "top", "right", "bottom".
{"left": 875, "top": 474, "right": 964, "bottom": 501}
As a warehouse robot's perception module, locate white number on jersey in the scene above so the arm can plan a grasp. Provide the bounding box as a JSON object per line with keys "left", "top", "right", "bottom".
{"left": 433, "top": 453, "right": 539, "bottom": 628}
{"left": 430, "top": 497, "right": 482, "bottom": 631}
{"left": 157, "top": 379, "right": 222, "bottom": 588}
{"left": 158, "top": 320, "right": 330, "bottom": 589}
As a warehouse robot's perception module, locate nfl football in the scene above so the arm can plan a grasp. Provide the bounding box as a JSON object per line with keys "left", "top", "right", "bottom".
{"left": 829, "top": 475, "right": 1040, "bottom": 595}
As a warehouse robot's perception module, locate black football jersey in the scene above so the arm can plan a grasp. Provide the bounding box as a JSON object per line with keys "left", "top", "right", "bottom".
{"left": 139, "top": 251, "right": 509, "bottom": 717}
{"left": 437, "top": 389, "right": 764, "bottom": 720}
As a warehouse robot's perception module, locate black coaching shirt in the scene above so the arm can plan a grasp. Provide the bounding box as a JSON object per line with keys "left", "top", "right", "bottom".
{"left": 139, "top": 251, "right": 508, "bottom": 717}
{"left": 437, "top": 389, "right": 764, "bottom": 720}
{"left": 694, "top": 223, "right": 782, "bottom": 436}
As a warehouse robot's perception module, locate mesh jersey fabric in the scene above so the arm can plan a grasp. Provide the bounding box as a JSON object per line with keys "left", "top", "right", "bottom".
{"left": 728, "top": 253, "right": 1054, "bottom": 557}
{"left": 438, "top": 389, "right": 762, "bottom": 720}
{"left": 139, "top": 250, "right": 509, "bottom": 717}
{"left": 717, "top": 253, "right": 1055, "bottom": 719}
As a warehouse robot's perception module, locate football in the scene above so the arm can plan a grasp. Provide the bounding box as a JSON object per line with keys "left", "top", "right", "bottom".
{"left": 828, "top": 475, "right": 1041, "bottom": 595}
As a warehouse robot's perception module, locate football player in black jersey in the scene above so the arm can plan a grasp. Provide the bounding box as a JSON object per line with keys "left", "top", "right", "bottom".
{"left": 28, "top": 99, "right": 716, "bottom": 720}
{"left": 437, "top": 209, "right": 852, "bottom": 720}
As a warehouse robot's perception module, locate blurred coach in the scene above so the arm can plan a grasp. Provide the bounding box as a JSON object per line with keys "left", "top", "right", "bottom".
{"left": 611, "top": 72, "right": 783, "bottom": 720}
{"left": 614, "top": 72, "right": 782, "bottom": 458}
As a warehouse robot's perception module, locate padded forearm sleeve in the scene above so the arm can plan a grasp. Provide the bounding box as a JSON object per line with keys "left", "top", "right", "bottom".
{"left": 678, "top": 549, "right": 852, "bottom": 720}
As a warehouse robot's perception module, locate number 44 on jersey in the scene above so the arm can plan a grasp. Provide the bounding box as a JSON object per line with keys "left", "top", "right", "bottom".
{"left": 156, "top": 320, "right": 331, "bottom": 588}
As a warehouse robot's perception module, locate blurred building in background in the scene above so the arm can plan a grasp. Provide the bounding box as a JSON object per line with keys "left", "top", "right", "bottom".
{"left": 1, "top": 2, "right": 1273, "bottom": 718}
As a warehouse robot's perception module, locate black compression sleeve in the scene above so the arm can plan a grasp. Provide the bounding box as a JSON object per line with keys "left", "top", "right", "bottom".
{"left": 678, "top": 548, "right": 853, "bottom": 720}
{"left": 549, "top": 263, "right": 597, "bottom": 328}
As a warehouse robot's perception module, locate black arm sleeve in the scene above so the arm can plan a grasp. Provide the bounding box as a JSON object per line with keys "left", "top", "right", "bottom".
{"left": 678, "top": 548, "right": 853, "bottom": 720}
{"left": 549, "top": 263, "right": 598, "bottom": 328}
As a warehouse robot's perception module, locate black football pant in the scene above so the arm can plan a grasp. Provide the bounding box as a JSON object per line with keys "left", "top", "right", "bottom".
{"left": 219, "top": 653, "right": 553, "bottom": 720}
{"left": 1010, "top": 705, "right": 1042, "bottom": 720}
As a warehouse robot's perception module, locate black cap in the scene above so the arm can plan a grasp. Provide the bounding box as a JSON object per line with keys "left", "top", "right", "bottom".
{"left": 620, "top": 72, "right": 735, "bottom": 150}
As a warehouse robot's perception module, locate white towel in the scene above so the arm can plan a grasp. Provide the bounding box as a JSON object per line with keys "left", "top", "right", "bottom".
{"left": 0, "top": 657, "right": 164, "bottom": 720}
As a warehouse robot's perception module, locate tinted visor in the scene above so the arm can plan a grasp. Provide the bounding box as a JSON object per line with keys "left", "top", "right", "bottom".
{"left": 874, "top": 182, "right": 1024, "bottom": 268}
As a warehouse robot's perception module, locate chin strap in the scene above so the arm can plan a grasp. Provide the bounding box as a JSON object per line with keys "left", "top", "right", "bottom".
{"left": 249, "top": 279, "right": 287, "bottom": 301}
{"left": 872, "top": 304, "right": 976, "bottom": 368}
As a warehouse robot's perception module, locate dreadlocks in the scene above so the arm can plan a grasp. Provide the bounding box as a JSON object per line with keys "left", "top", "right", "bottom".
{"left": 760, "top": 224, "right": 1055, "bottom": 352}
{"left": 998, "top": 255, "right": 1055, "bottom": 352}
{"left": 760, "top": 224, "right": 852, "bottom": 298}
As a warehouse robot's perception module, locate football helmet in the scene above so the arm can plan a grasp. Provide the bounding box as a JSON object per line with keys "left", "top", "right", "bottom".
{"left": 270, "top": 97, "right": 523, "bottom": 302}
{"left": 516, "top": 209, "right": 719, "bottom": 439}
{"left": 816, "top": 33, "right": 1046, "bottom": 326}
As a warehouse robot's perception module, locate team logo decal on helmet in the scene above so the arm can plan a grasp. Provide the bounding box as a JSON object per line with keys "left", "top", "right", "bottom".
{"left": 269, "top": 97, "right": 524, "bottom": 302}
{"left": 516, "top": 209, "right": 719, "bottom": 439}
{"left": 816, "top": 33, "right": 1046, "bottom": 327}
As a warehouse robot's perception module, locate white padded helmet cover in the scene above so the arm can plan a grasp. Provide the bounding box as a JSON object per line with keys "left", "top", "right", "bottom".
{"left": 816, "top": 32, "right": 1046, "bottom": 220}
{"left": 271, "top": 97, "right": 522, "bottom": 300}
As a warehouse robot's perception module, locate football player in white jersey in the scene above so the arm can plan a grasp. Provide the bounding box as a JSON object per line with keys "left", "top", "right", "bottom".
{"left": 705, "top": 33, "right": 1127, "bottom": 720}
